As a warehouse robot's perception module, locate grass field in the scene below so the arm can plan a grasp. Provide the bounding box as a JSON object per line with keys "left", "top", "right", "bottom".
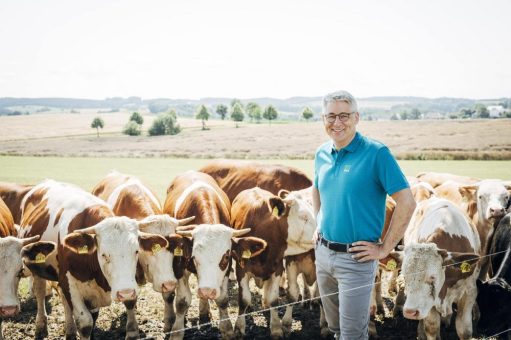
{"left": 1, "top": 156, "right": 510, "bottom": 200}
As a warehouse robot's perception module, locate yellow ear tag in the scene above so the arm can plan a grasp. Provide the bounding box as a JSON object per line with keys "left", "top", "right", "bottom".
{"left": 386, "top": 259, "right": 397, "bottom": 271}
{"left": 242, "top": 250, "right": 252, "bottom": 259}
{"left": 272, "top": 207, "right": 279, "bottom": 217}
{"left": 35, "top": 253, "right": 46, "bottom": 263}
{"left": 174, "top": 247, "right": 183, "bottom": 257}
{"left": 78, "top": 245, "right": 88, "bottom": 254}
{"left": 460, "top": 261, "right": 471, "bottom": 273}
{"left": 152, "top": 244, "right": 161, "bottom": 255}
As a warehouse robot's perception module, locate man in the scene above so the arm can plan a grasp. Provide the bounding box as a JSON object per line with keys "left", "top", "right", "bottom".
{"left": 312, "top": 90, "right": 416, "bottom": 339}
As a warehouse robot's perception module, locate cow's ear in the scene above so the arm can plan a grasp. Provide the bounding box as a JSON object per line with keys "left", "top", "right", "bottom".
{"left": 231, "top": 236, "right": 267, "bottom": 261}
{"left": 268, "top": 197, "right": 286, "bottom": 218}
{"left": 459, "top": 185, "right": 477, "bottom": 202}
{"left": 139, "top": 233, "right": 169, "bottom": 255}
{"left": 21, "top": 241, "right": 56, "bottom": 265}
{"left": 379, "top": 250, "right": 403, "bottom": 272}
{"left": 63, "top": 233, "right": 97, "bottom": 255}
{"left": 167, "top": 234, "right": 193, "bottom": 258}
{"left": 442, "top": 251, "right": 479, "bottom": 276}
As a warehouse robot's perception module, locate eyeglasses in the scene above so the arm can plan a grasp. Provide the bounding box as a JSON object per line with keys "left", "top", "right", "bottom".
{"left": 323, "top": 112, "right": 353, "bottom": 123}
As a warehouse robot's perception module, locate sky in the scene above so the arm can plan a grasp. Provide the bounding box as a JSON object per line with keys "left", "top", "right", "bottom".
{"left": 1, "top": 0, "right": 510, "bottom": 100}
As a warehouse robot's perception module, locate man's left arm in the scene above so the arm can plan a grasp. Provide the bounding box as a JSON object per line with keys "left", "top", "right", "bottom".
{"left": 350, "top": 188, "right": 416, "bottom": 262}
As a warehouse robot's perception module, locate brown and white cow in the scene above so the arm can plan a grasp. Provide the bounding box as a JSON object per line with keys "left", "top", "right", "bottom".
{"left": 459, "top": 179, "right": 511, "bottom": 279}
{"left": 18, "top": 180, "right": 170, "bottom": 340}
{"left": 230, "top": 187, "right": 317, "bottom": 338}
{"left": 415, "top": 172, "right": 480, "bottom": 188}
{"left": 0, "top": 182, "right": 34, "bottom": 225}
{"left": 397, "top": 197, "right": 481, "bottom": 340}
{"left": 199, "top": 159, "right": 312, "bottom": 202}
{"left": 163, "top": 171, "right": 267, "bottom": 340}
{"left": 0, "top": 197, "right": 43, "bottom": 340}
{"left": 92, "top": 171, "right": 195, "bottom": 332}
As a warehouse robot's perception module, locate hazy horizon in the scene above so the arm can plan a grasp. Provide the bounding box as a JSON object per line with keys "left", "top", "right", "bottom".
{"left": 1, "top": 0, "right": 510, "bottom": 100}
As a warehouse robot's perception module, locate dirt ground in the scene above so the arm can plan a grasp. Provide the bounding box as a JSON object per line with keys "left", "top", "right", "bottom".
{"left": 1, "top": 113, "right": 511, "bottom": 159}
{"left": 1, "top": 274, "right": 497, "bottom": 340}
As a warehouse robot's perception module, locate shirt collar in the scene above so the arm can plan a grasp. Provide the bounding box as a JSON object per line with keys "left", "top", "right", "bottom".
{"left": 330, "top": 132, "right": 362, "bottom": 154}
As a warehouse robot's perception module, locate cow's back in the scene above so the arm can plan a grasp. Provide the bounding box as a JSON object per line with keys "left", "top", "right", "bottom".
{"left": 200, "top": 160, "right": 312, "bottom": 201}
{"left": 164, "top": 170, "right": 230, "bottom": 225}
{"left": 0, "top": 197, "right": 16, "bottom": 237}
{"left": 92, "top": 172, "right": 162, "bottom": 219}
{"left": 0, "top": 182, "right": 34, "bottom": 224}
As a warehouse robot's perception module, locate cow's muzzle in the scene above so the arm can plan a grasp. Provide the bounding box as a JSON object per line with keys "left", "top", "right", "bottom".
{"left": 198, "top": 287, "right": 217, "bottom": 300}
{"left": 403, "top": 308, "right": 421, "bottom": 320}
{"left": 116, "top": 289, "right": 137, "bottom": 302}
{"left": 161, "top": 280, "right": 177, "bottom": 293}
{"left": 0, "top": 305, "right": 19, "bottom": 317}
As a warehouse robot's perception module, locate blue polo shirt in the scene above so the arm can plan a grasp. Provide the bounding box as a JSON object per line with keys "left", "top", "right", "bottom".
{"left": 314, "top": 132, "right": 408, "bottom": 244}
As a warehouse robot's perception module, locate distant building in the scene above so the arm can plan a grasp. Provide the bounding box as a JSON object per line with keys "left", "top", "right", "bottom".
{"left": 488, "top": 105, "right": 504, "bottom": 118}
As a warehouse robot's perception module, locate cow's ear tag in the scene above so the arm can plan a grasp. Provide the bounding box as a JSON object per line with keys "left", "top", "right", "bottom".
{"left": 152, "top": 244, "right": 161, "bottom": 255}
{"left": 272, "top": 207, "right": 279, "bottom": 217}
{"left": 242, "top": 250, "right": 252, "bottom": 259}
{"left": 174, "top": 247, "right": 183, "bottom": 257}
{"left": 78, "top": 245, "right": 88, "bottom": 254}
{"left": 35, "top": 253, "right": 46, "bottom": 263}
{"left": 460, "top": 261, "right": 471, "bottom": 273}
{"left": 386, "top": 259, "right": 397, "bottom": 271}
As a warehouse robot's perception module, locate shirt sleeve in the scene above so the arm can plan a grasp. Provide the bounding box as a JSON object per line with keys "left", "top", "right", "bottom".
{"left": 375, "top": 146, "right": 409, "bottom": 195}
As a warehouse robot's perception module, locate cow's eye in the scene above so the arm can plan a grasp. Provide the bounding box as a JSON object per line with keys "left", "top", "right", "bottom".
{"left": 135, "top": 250, "right": 139, "bottom": 255}
{"left": 17, "top": 268, "right": 24, "bottom": 278}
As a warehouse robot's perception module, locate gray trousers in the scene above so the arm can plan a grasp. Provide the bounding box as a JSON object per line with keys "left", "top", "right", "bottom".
{"left": 315, "top": 242, "right": 377, "bottom": 340}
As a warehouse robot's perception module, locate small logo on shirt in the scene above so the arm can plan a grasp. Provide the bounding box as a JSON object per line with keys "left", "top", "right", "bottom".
{"left": 343, "top": 165, "right": 351, "bottom": 173}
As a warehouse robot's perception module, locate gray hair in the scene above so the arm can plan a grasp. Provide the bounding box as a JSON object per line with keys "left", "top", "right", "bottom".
{"left": 322, "top": 90, "right": 358, "bottom": 113}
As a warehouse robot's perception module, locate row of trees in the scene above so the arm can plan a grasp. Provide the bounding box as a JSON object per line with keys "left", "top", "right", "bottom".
{"left": 91, "top": 111, "right": 181, "bottom": 137}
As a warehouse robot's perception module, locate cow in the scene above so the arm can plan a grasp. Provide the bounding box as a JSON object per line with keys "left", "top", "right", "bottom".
{"left": 163, "top": 171, "right": 267, "bottom": 339}
{"left": 18, "top": 180, "right": 170, "bottom": 340}
{"left": 459, "top": 179, "right": 511, "bottom": 279}
{"left": 0, "top": 197, "right": 43, "bottom": 340}
{"left": 0, "top": 182, "right": 34, "bottom": 224}
{"left": 397, "top": 197, "right": 481, "bottom": 340}
{"left": 415, "top": 172, "right": 480, "bottom": 188}
{"left": 476, "top": 213, "right": 511, "bottom": 339}
{"left": 230, "top": 187, "right": 317, "bottom": 339}
{"left": 199, "top": 159, "right": 312, "bottom": 202}
{"left": 435, "top": 180, "right": 478, "bottom": 220}
{"left": 92, "top": 171, "right": 195, "bottom": 332}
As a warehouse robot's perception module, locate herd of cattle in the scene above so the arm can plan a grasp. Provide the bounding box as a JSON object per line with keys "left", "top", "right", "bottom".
{"left": 0, "top": 159, "right": 510, "bottom": 340}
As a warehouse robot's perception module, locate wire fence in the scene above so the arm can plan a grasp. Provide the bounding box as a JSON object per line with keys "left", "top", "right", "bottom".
{"left": 140, "top": 248, "right": 510, "bottom": 339}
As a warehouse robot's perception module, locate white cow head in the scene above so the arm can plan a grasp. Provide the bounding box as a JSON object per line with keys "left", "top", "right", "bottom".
{"left": 176, "top": 224, "right": 266, "bottom": 300}
{"left": 63, "top": 216, "right": 168, "bottom": 302}
{"left": 278, "top": 188, "right": 317, "bottom": 256}
{"left": 136, "top": 214, "right": 195, "bottom": 293}
{"left": 460, "top": 180, "right": 511, "bottom": 222}
{"left": 0, "top": 235, "right": 43, "bottom": 317}
{"left": 401, "top": 243, "right": 479, "bottom": 320}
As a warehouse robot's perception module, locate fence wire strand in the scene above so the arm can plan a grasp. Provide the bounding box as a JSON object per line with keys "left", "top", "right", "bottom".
{"left": 139, "top": 248, "right": 510, "bottom": 339}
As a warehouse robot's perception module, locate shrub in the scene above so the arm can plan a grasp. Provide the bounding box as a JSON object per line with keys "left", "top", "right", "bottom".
{"left": 123, "top": 121, "right": 142, "bottom": 136}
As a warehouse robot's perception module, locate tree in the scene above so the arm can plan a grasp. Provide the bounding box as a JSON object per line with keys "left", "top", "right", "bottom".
{"left": 263, "top": 105, "right": 278, "bottom": 125}
{"left": 129, "top": 111, "right": 144, "bottom": 125}
{"left": 230, "top": 103, "right": 244, "bottom": 128}
{"left": 230, "top": 98, "right": 243, "bottom": 109}
{"left": 148, "top": 110, "right": 181, "bottom": 136}
{"left": 123, "top": 121, "right": 142, "bottom": 136}
{"left": 195, "top": 105, "right": 210, "bottom": 130}
{"left": 400, "top": 110, "right": 409, "bottom": 120}
{"left": 474, "top": 104, "right": 489, "bottom": 118}
{"left": 301, "top": 107, "right": 314, "bottom": 121}
{"left": 148, "top": 102, "right": 169, "bottom": 113}
{"left": 246, "top": 102, "right": 262, "bottom": 123}
{"left": 216, "top": 104, "right": 228, "bottom": 120}
{"left": 390, "top": 113, "right": 400, "bottom": 120}
{"left": 410, "top": 108, "right": 422, "bottom": 120}
{"left": 90, "top": 117, "right": 104, "bottom": 138}
{"left": 459, "top": 108, "right": 474, "bottom": 119}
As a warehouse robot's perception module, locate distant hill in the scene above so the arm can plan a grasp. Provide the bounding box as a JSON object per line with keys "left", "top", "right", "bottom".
{"left": 1, "top": 96, "right": 509, "bottom": 119}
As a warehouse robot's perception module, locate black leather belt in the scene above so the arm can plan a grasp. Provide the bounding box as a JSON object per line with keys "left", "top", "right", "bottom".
{"left": 319, "top": 236, "right": 353, "bottom": 253}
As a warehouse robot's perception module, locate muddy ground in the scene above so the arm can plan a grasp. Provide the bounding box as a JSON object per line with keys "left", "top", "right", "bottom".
{"left": 1, "top": 275, "right": 500, "bottom": 340}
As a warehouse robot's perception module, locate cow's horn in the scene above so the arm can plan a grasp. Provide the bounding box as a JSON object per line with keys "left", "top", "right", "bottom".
{"left": 232, "top": 228, "right": 251, "bottom": 237}
{"left": 21, "top": 235, "right": 40, "bottom": 246}
{"left": 74, "top": 226, "right": 97, "bottom": 234}
{"left": 176, "top": 230, "right": 193, "bottom": 237}
{"left": 177, "top": 216, "right": 196, "bottom": 226}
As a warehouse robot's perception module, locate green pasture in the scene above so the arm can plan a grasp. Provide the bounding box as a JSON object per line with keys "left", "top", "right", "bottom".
{"left": 1, "top": 156, "right": 510, "bottom": 201}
